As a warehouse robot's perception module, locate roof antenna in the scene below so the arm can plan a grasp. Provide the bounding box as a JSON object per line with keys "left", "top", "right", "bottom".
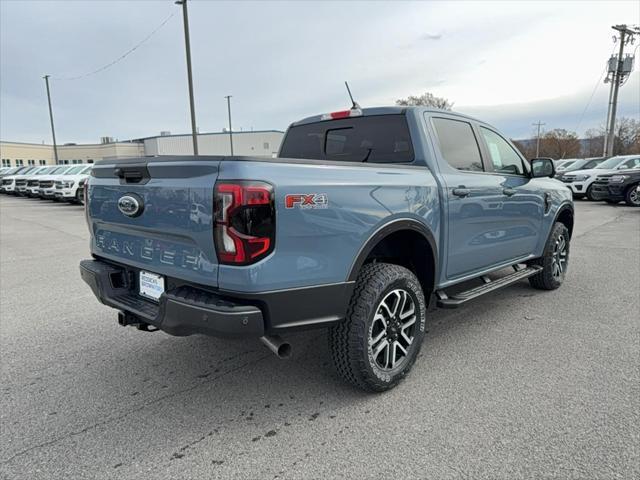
{"left": 345, "top": 81, "right": 361, "bottom": 110}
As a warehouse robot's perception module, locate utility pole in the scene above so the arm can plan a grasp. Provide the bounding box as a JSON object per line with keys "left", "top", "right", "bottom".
{"left": 175, "top": 0, "right": 198, "bottom": 155}
{"left": 603, "top": 24, "right": 639, "bottom": 157}
{"left": 532, "top": 121, "right": 545, "bottom": 157}
{"left": 43, "top": 75, "right": 59, "bottom": 165}
{"left": 225, "top": 95, "right": 234, "bottom": 156}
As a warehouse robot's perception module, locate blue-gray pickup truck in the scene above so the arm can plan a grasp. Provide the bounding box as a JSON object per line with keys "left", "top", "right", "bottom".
{"left": 80, "top": 106, "right": 574, "bottom": 391}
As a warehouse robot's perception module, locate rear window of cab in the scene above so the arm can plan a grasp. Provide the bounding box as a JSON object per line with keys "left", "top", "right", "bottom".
{"left": 280, "top": 115, "right": 414, "bottom": 163}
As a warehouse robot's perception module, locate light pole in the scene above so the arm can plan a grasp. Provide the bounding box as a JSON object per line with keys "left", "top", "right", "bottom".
{"left": 225, "top": 95, "right": 234, "bottom": 156}
{"left": 43, "top": 75, "right": 59, "bottom": 165}
{"left": 175, "top": 0, "right": 198, "bottom": 155}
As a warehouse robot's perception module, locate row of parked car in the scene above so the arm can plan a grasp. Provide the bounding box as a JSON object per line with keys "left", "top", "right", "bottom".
{"left": 552, "top": 154, "right": 640, "bottom": 206}
{"left": 1, "top": 154, "right": 639, "bottom": 208}
{"left": 0, "top": 164, "right": 91, "bottom": 203}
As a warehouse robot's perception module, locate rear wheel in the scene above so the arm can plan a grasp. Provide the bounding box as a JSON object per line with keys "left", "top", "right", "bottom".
{"left": 328, "top": 263, "right": 426, "bottom": 392}
{"left": 528, "top": 222, "right": 570, "bottom": 290}
{"left": 624, "top": 184, "right": 640, "bottom": 207}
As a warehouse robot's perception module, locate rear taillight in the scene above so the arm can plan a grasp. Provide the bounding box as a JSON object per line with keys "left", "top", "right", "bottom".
{"left": 214, "top": 181, "right": 275, "bottom": 265}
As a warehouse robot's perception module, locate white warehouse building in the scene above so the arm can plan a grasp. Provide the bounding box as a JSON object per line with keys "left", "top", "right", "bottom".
{"left": 141, "top": 130, "right": 284, "bottom": 157}
{"left": 0, "top": 130, "right": 285, "bottom": 167}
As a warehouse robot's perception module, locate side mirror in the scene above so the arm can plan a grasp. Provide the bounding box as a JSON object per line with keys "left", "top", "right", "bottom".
{"left": 531, "top": 158, "right": 555, "bottom": 178}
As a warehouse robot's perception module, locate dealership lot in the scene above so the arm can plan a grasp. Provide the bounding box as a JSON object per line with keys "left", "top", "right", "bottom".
{"left": 0, "top": 196, "right": 638, "bottom": 479}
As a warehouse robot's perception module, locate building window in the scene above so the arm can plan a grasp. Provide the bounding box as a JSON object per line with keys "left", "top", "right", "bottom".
{"left": 16, "top": 159, "right": 24, "bottom": 166}
{"left": 28, "top": 159, "right": 35, "bottom": 166}
{"left": 39, "top": 160, "right": 46, "bottom": 165}
{"left": 87, "top": 159, "right": 94, "bottom": 164}
{"left": 263, "top": 142, "right": 270, "bottom": 149}
{"left": 1, "top": 159, "right": 10, "bottom": 167}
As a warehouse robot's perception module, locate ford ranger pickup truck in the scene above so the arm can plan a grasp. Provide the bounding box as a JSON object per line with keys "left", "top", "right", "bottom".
{"left": 80, "top": 106, "right": 574, "bottom": 392}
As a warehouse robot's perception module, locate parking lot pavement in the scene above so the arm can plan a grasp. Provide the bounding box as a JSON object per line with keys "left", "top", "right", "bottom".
{"left": 0, "top": 195, "right": 638, "bottom": 480}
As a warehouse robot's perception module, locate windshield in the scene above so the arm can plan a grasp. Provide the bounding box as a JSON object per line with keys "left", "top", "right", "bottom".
{"left": 581, "top": 158, "right": 603, "bottom": 169}
{"left": 37, "top": 167, "right": 53, "bottom": 175}
{"left": 50, "top": 167, "right": 69, "bottom": 174}
{"left": 64, "top": 165, "right": 86, "bottom": 175}
{"left": 564, "top": 160, "right": 587, "bottom": 172}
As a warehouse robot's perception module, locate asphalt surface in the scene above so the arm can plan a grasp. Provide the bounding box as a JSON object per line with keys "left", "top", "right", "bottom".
{"left": 0, "top": 195, "right": 638, "bottom": 480}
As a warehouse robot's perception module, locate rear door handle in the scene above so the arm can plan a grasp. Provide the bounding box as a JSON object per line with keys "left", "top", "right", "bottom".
{"left": 452, "top": 188, "right": 471, "bottom": 197}
{"left": 503, "top": 188, "right": 517, "bottom": 196}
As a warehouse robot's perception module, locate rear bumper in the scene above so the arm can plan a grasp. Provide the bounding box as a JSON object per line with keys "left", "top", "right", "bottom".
{"left": 80, "top": 258, "right": 353, "bottom": 338}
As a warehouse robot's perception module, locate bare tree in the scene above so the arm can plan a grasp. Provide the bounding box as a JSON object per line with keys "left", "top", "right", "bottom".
{"left": 581, "top": 118, "right": 639, "bottom": 157}
{"left": 538, "top": 129, "right": 581, "bottom": 159}
{"left": 612, "top": 117, "right": 640, "bottom": 155}
{"left": 396, "top": 92, "right": 453, "bottom": 110}
{"left": 582, "top": 129, "right": 605, "bottom": 158}
{"left": 512, "top": 139, "right": 536, "bottom": 160}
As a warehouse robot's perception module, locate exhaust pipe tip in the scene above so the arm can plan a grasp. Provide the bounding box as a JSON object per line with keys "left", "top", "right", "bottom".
{"left": 260, "top": 335, "right": 292, "bottom": 359}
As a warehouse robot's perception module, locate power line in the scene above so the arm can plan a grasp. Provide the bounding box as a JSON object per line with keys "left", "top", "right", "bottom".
{"left": 51, "top": 11, "right": 176, "bottom": 81}
{"left": 574, "top": 42, "right": 618, "bottom": 134}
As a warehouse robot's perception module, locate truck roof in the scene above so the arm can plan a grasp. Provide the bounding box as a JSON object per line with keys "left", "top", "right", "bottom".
{"left": 291, "top": 106, "right": 482, "bottom": 127}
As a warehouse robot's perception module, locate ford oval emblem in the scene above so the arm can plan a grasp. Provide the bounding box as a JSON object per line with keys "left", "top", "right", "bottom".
{"left": 118, "top": 194, "right": 143, "bottom": 217}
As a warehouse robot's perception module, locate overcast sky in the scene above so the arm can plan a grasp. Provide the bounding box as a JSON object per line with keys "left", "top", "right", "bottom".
{"left": 1, "top": 0, "right": 638, "bottom": 144}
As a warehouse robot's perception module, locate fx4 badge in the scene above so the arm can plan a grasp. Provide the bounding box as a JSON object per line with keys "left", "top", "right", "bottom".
{"left": 285, "top": 193, "right": 328, "bottom": 209}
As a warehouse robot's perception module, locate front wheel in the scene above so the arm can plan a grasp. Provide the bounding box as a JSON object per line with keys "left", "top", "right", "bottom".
{"left": 76, "top": 188, "right": 84, "bottom": 205}
{"left": 328, "top": 263, "right": 426, "bottom": 392}
{"left": 528, "top": 222, "right": 570, "bottom": 290}
{"left": 624, "top": 184, "right": 640, "bottom": 207}
{"left": 585, "top": 184, "right": 597, "bottom": 201}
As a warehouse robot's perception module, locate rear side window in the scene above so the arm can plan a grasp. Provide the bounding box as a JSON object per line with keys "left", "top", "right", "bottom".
{"left": 280, "top": 115, "right": 414, "bottom": 163}
{"left": 620, "top": 157, "right": 640, "bottom": 169}
{"left": 431, "top": 118, "right": 483, "bottom": 172}
{"left": 480, "top": 127, "right": 525, "bottom": 175}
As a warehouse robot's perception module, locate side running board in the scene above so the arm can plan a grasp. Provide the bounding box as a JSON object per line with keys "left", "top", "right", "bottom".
{"left": 435, "top": 265, "right": 543, "bottom": 309}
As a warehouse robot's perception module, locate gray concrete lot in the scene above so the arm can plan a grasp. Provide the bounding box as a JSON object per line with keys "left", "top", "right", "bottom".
{"left": 1, "top": 195, "right": 638, "bottom": 479}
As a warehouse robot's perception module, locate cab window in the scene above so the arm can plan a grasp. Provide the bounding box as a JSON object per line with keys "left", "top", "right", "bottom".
{"left": 480, "top": 127, "right": 525, "bottom": 175}
{"left": 431, "top": 117, "right": 484, "bottom": 172}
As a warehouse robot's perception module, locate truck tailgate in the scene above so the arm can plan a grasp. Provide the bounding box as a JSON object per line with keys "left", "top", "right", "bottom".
{"left": 88, "top": 157, "right": 221, "bottom": 288}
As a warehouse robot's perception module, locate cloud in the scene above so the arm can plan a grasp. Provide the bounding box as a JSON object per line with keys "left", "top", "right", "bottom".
{"left": 422, "top": 32, "right": 443, "bottom": 40}
{"left": 1, "top": 0, "right": 638, "bottom": 144}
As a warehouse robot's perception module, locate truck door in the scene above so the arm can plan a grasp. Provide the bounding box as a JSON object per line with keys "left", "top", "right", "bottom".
{"left": 429, "top": 116, "right": 539, "bottom": 281}
{"left": 476, "top": 126, "right": 544, "bottom": 261}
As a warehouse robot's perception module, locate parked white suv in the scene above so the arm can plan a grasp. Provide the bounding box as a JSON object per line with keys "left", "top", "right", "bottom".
{"left": 0, "top": 166, "right": 38, "bottom": 194}
{"left": 37, "top": 165, "right": 75, "bottom": 199}
{"left": 559, "top": 155, "right": 640, "bottom": 200}
{"left": 54, "top": 165, "right": 92, "bottom": 203}
{"left": 15, "top": 166, "right": 50, "bottom": 195}
{"left": 24, "top": 166, "right": 58, "bottom": 196}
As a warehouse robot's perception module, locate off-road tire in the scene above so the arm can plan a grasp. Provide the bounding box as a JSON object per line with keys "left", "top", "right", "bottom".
{"left": 528, "top": 222, "right": 570, "bottom": 290}
{"left": 624, "top": 183, "right": 639, "bottom": 207}
{"left": 328, "top": 263, "right": 426, "bottom": 392}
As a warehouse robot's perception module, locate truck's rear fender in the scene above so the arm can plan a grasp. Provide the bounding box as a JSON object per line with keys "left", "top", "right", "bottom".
{"left": 88, "top": 158, "right": 221, "bottom": 287}
{"left": 216, "top": 159, "right": 440, "bottom": 293}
